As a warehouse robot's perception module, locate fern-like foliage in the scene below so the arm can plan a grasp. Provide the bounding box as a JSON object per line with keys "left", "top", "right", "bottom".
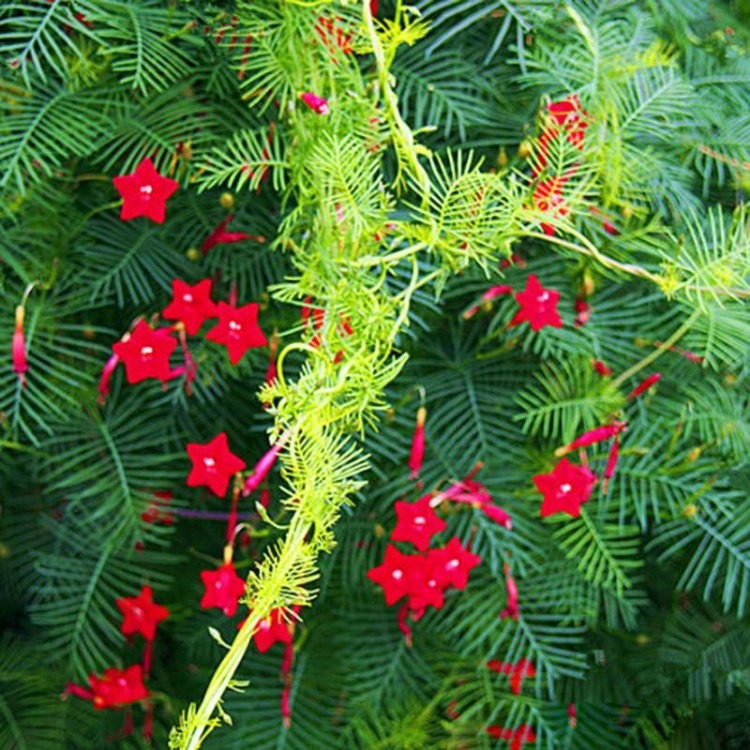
{"left": 30, "top": 508, "right": 177, "bottom": 680}
{"left": 0, "top": 83, "right": 112, "bottom": 195}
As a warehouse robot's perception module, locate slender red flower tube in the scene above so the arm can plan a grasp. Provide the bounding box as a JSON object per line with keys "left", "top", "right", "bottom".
{"left": 568, "top": 703, "right": 578, "bottom": 728}
{"left": 628, "top": 372, "right": 661, "bottom": 400}
{"left": 555, "top": 420, "right": 627, "bottom": 456}
{"left": 242, "top": 442, "right": 283, "bottom": 496}
{"left": 499, "top": 563, "right": 519, "bottom": 620}
{"left": 226, "top": 484, "right": 241, "bottom": 546}
{"left": 12, "top": 305, "right": 29, "bottom": 386}
{"left": 602, "top": 438, "right": 621, "bottom": 495}
{"left": 408, "top": 406, "right": 427, "bottom": 481}
{"left": 299, "top": 92, "right": 329, "bottom": 114}
{"left": 280, "top": 637, "right": 295, "bottom": 728}
{"left": 98, "top": 352, "right": 120, "bottom": 403}
{"left": 480, "top": 503, "right": 513, "bottom": 529}
{"left": 397, "top": 601, "right": 413, "bottom": 646}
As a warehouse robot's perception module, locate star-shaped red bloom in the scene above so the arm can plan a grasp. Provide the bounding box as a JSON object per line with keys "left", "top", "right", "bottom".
{"left": 186, "top": 432, "right": 246, "bottom": 498}
{"left": 391, "top": 495, "right": 447, "bottom": 552}
{"left": 205, "top": 301, "right": 268, "bottom": 365}
{"left": 89, "top": 665, "right": 149, "bottom": 710}
{"left": 200, "top": 561, "right": 246, "bottom": 617}
{"left": 426, "top": 537, "right": 482, "bottom": 590}
{"left": 162, "top": 279, "right": 218, "bottom": 336}
{"left": 252, "top": 607, "right": 294, "bottom": 653}
{"left": 116, "top": 585, "right": 169, "bottom": 642}
{"left": 112, "top": 320, "right": 177, "bottom": 384}
{"left": 406, "top": 555, "right": 447, "bottom": 612}
{"left": 509, "top": 274, "right": 563, "bottom": 331}
{"left": 112, "top": 157, "right": 179, "bottom": 224}
{"left": 367, "top": 544, "right": 420, "bottom": 606}
{"left": 534, "top": 457, "right": 597, "bottom": 518}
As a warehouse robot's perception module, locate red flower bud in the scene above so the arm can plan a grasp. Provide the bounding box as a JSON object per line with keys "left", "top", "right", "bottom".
{"left": 592, "top": 359, "right": 612, "bottom": 376}
{"left": 602, "top": 438, "right": 621, "bottom": 495}
{"left": 627, "top": 372, "right": 661, "bottom": 400}
{"left": 480, "top": 503, "right": 513, "bottom": 529}
{"left": 299, "top": 92, "right": 329, "bottom": 114}
{"left": 499, "top": 563, "right": 519, "bottom": 620}
{"left": 242, "top": 442, "right": 283, "bottom": 496}
{"left": 568, "top": 703, "right": 578, "bottom": 728}
{"left": 408, "top": 406, "right": 427, "bottom": 481}
{"left": 12, "top": 305, "right": 28, "bottom": 386}
{"left": 555, "top": 421, "right": 627, "bottom": 456}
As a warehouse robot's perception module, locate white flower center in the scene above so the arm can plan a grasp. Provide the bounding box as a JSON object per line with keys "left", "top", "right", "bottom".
{"left": 538, "top": 292, "right": 550, "bottom": 302}
{"left": 140, "top": 184, "right": 153, "bottom": 196}
{"left": 204, "top": 457, "right": 216, "bottom": 470}
{"left": 182, "top": 293, "right": 193, "bottom": 303}
{"left": 392, "top": 569, "right": 403, "bottom": 580}
{"left": 229, "top": 320, "right": 242, "bottom": 332}
{"left": 560, "top": 483, "right": 572, "bottom": 494}
{"left": 447, "top": 559, "right": 459, "bottom": 570}
{"left": 414, "top": 516, "right": 426, "bottom": 526}
{"left": 140, "top": 346, "right": 153, "bottom": 358}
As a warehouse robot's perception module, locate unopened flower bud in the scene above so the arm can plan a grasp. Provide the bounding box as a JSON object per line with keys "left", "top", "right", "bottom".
{"left": 12, "top": 305, "right": 28, "bottom": 386}
{"left": 299, "top": 92, "right": 329, "bottom": 115}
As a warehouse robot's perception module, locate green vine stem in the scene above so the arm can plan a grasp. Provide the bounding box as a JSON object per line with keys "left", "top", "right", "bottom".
{"left": 612, "top": 308, "right": 702, "bottom": 387}
{"left": 179, "top": 517, "right": 312, "bottom": 750}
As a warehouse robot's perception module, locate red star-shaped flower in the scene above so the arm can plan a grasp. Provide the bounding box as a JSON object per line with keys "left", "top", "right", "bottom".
{"left": 89, "top": 665, "right": 149, "bottom": 710}
{"left": 252, "top": 607, "right": 294, "bottom": 653}
{"left": 533, "top": 457, "right": 597, "bottom": 518}
{"left": 391, "top": 495, "right": 447, "bottom": 552}
{"left": 509, "top": 274, "right": 563, "bottom": 331}
{"left": 186, "top": 432, "right": 246, "bottom": 498}
{"left": 427, "top": 537, "right": 481, "bottom": 590}
{"left": 162, "top": 279, "right": 218, "bottom": 336}
{"left": 112, "top": 157, "right": 179, "bottom": 224}
{"left": 200, "top": 561, "right": 246, "bottom": 617}
{"left": 367, "top": 544, "right": 420, "bottom": 606}
{"left": 406, "top": 555, "right": 447, "bottom": 612}
{"left": 205, "top": 301, "right": 268, "bottom": 365}
{"left": 116, "top": 585, "right": 169, "bottom": 642}
{"left": 112, "top": 320, "right": 177, "bottom": 384}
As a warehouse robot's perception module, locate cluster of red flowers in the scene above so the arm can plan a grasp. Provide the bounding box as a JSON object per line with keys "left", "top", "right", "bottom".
{"left": 66, "top": 586, "right": 169, "bottom": 738}
{"left": 533, "top": 370, "right": 662, "bottom": 517}
{"left": 529, "top": 94, "right": 619, "bottom": 237}
{"left": 183, "top": 431, "right": 283, "bottom": 616}
{"left": 368, "top": 408, "right": 514, "bottom": 642}
{"left": 98, "top": 277, "right": 268, "bottom": 401}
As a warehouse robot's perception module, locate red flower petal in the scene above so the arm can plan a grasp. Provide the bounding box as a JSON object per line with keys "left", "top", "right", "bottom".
{"left": 205, "top": 301, "right": 268, "bottom": 365}
{"left": 112, "top": 157, "right": 178, "bottom": 224}
{"left": 186, "top": 432, "right": 247, "bottom": 498}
